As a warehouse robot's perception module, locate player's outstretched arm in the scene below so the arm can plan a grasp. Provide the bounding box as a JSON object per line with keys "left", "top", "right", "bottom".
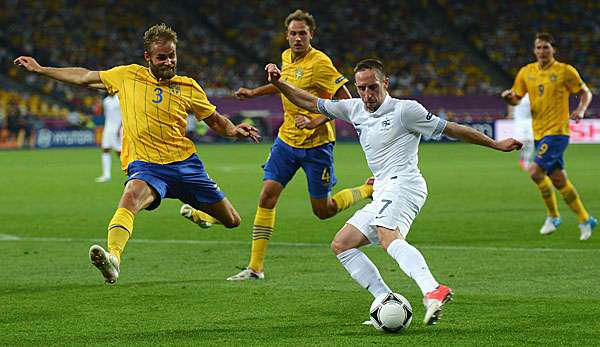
{"left": 14, "top": 56, "right": 104, "bottom": 89}
{"left": 443, "top": 121, "right": 523, "bottom": 152}
{"left": 203, "top": 111, "right": 260, "bottom": 143}
{"left": 234, "top": 84, "right": 280, "bottom": 100}
{"left": 265, "top": 63, "right": 319, "bottom": 113}
{"left": 570, "top": 85, "right": 592, "bottom": 123}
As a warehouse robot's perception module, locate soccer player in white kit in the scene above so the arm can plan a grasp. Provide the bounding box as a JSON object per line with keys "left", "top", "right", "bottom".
{"left": 96, "top": 94, "right": 122, "bottom": 182}
{"left": 507, "top": 93, "right": 534, "bottom": 170}
{"left": 265, "top": 59, "right": 522, "bottom": 325}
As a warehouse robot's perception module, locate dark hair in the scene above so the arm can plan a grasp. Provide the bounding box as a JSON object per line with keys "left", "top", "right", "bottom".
{"left": 354, "top": 58, "right": 385, "bottom": 79}
{"left": 535, "top": 32, "right": 556, "bottom": 47}
{"left": 143, "top": 23, "right": 178, "bottom": 53}
{"left": 284, "top": 9, "right": 316, "bottom": 33}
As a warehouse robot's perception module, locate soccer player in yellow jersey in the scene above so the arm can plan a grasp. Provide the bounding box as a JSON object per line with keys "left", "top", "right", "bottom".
{"left": 14, "top": 24, "right": 260, "bottom": 284}
{"left": 181, "top": 9, "right": 373, "bottom": 281}
{"left": 502, "top": 32, "right": 596, "bottom": 240}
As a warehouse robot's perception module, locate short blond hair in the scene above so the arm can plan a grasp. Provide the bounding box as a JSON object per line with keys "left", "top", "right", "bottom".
{"left": 143, "top": 23, "right": 178, "bottom": 53}
{"left": 284, "top": 9, "right": 316, "bottom": 33}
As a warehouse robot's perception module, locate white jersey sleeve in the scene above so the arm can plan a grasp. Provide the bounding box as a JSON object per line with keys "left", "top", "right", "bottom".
{"left": 401, "top": 101, "right": 446, "bottom": 139}
{"left": 316, "top": 98, "right": 352, "bottom": 122}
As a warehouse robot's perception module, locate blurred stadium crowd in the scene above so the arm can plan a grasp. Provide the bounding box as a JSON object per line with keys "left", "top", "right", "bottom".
{"left": 0, "top": 0, "right": 598, "bottom": 145}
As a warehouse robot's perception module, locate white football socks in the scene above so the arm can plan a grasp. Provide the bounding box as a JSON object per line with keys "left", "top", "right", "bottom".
{"left": 102, "top": 153, "right": 111, "bottom": 178}
{"left": 387, "top": 239, "right": 439, "bottom": 295}
{"left": 337, "top": 248, "right": 391, "bottom": 298}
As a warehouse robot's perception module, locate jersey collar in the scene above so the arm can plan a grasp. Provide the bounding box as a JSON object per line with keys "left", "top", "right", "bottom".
{"left": 537, "top": 59, "right": 556, "bottom": 71}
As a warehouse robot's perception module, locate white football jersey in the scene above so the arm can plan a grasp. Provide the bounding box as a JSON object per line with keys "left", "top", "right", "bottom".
{"left": 103, "top": 94, "right": 122, "bottom": 131}
{"left": 317, "top": 94, "right": 446, "bottom": 180}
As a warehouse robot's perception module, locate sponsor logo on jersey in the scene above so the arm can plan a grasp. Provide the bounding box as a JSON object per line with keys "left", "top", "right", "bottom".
{"left": 335, "top": 75, "right": 346, "bottom": 84}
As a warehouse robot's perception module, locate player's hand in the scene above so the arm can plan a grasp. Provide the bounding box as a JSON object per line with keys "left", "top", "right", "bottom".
{"left": 500, "top": 89, "right": 514, "bottom": 100}
{"left": 493, "top": 138, "right": 523, "bottom": 152}
{"left": 234, "top": 88, "right": 253, "bottom": 100}
{"left": 265, "top": 63, "right": 281, "bottom": 83}
{"left": 569, "top": 109, "right": 585, "bottom": 123}
{"left": 233, "top": 123, "right": 261, "bottom": 143}
{"left": 13, "top": 56, "right": 43, "bottom": 73}
{"left": 294, "top": 115, "right": 311, "bottom": 129}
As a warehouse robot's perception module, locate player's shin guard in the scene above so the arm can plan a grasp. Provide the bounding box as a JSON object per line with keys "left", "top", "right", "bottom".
{"left": 537, "top": 176, "right": 560, "bottom": 218}
{"left": 337, "top": 248, "right": 391, "bottom": 298}
{"left": 332, "top": 184, "right": 373, "bottom": 213}
{"left": 107, "top": 207, "right": 134, "bottom": 262}
{"left": 248, "top": 207, "right": 275, "bottom": 272}
{"left": 387, "top": 239, "right": 439, "bottom": 295}
{"left": 558, "top": 180, "right": 590, "bottom": 223}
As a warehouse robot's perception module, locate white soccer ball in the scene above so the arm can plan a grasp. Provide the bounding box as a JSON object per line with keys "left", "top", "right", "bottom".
{"left": 369, "top": 292, "right": 413, "bottom": 333}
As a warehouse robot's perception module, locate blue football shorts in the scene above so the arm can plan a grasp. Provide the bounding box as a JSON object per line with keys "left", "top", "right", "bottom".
{"left": 263, "top": 137, "right": 337, "bottom": 199}
{"left": 534, "top": 135, "right": 569, "bottom": 174}
{"left": 126, "top": 154, "right": 225, "bottom": 211}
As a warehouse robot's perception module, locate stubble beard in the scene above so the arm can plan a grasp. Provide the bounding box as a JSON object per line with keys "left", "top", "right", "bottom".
{"left": 150, "top": 62, "right": 176, "bottom": 81}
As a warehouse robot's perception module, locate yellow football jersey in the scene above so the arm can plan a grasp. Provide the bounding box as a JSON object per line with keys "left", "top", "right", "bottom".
{"left": 512, "top": 60, "right": 586, "bottom": 140}
{"left": 279, "top": 48, "right": 348, "bottom": 148}
{"left": 99, "top": 64, "right": 216, "bottom": 171}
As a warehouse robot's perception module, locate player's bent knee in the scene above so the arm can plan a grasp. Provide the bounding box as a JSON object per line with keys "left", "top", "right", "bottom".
{"left": 331, "top": 238, "right": 351, "bottom": 255}
{"left": 221, "top": 211, "right": 241, "bottom": 229}
{"left": 313, "top": 207, "right": 334, "bottom": 220}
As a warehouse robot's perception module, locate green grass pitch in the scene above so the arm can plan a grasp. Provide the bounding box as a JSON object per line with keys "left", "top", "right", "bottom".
{"left": 1, "top": 143, "right": 598, "bottom": 346}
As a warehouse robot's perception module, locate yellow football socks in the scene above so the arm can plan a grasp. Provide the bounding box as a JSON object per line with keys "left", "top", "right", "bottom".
{"left": 332, "top": 182, "right": 373, "bottom": 212}
{"left": 107, "top": 207, "right": 134, "bottom": 262}
{"left": 191, "top": 209, "right": 220, "bottom": 224}
{"left": 536, "top": 176, "right": 560, "bottom": 218}
{"left": 248, "top": 207, "right": 276, "bottom": 272}
{"left": 558, "top": 180, "right": 590, "bottom": 223}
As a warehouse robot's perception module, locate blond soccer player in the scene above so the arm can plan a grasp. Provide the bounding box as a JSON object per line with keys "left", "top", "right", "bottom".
{"left": 501, "top": 32, "right": 596, "bottom": 240}
{"left": 181, "top": 10, "right": 374, "bottom": 281}
{"left": 14, "top": 23, "right": 260, "bottom": 284}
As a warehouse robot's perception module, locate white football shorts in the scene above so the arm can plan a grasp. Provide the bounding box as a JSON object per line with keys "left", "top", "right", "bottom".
{"left": 101, "top": 126, "right": 122, "bottom": 151}
{"left": 347, "top": 174, "right": 427, "bottom": 244}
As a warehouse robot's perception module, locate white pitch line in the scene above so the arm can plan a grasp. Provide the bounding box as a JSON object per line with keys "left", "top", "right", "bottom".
{"left": 0, "top": 234, "right": 598, "bottom": 253}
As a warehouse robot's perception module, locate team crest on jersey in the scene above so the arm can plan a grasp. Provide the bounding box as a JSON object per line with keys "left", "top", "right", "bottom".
{"left": 381, "top": 119, "right": 391, "bottom": 128}
{"left": 170, "top": 84, "right": 181, "bottom": 95}
{"left": 550, "top": 74, "right": 557, "bottom": 82}
{"left": 295, "top": 67, "right": 304, "bottom": 80}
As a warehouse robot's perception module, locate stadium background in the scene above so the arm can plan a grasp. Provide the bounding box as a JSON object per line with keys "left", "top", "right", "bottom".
{"left": 1, "top": 0, "right": 599, "bottom": 148}
{"left": 1, "top": 1, "right": 599, "bottom": 345}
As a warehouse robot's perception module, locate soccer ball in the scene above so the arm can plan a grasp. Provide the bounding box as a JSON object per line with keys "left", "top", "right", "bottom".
{"left": 369, "top": 292, "right": 413, "bottom": 333}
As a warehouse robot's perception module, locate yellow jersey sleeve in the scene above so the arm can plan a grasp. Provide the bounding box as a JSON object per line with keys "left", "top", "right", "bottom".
{"left": 512, "top": 66, "right": 528, "bottom": 97}
{"left": 99, "top": 65, "right": 133, "bottom": 95}
{"left": 314, "top": 57, "right": 348, "bottom": 98}
{"left": 190, "top": 79, "right": 217, "bottom": 120}
{"left": 564, "top": 64, "right": 585, "bottom": 94}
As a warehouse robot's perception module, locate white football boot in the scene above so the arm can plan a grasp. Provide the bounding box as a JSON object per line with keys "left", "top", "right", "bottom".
{"left": 579, "top": 216, "right": 597, "bottom": 241}
{"left": 89, "top": 244, "right": 120, "bottom": 284}
{"left": 226, "top": 268, "right": 264, "bottom": 281}
{"left": 539, "top": 216, "right": 561, "bottom": 235}
{"left": 180, "top": 204, "right": 212, "bottom": 229}
{"left": 94, "top": 175, "right": 111, "bottom": 183}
